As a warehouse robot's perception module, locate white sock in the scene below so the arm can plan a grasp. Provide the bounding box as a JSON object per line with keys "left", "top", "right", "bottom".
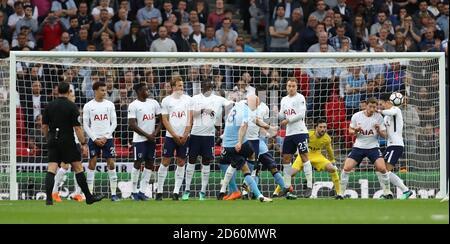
{"left": 376, "top": 171, "right": 391, "bottom": 195}
{"left": 86, "top": 169, "right": 95, "bottom": 193}
{"left": 140, "top": 168, "right": 152, "bottom": 193}
{"left": 220, "top": 166, "right": 236, "bottom": 193}
{"left": 108, "top": 169, "right": 118, "bottom": 196}
{"left": 303, "top": 160, "right": 313, "bottom": 188}
{"left": 184, "top": 163, "right": 196, "bottom": 192}
{"left": 340, "top": 171, "right": 350, "bottom": 196}
{"left": 173, "top": 165, "right": 186, "bottom": 194}
{"left": 52, "top": 168, "right": 67, "bottom": 193}
{"left": 389, "top": 172, "right": 409, "bottom": 192}
{"left": 157, "top": 164, "right": 168, "bottom": 193}
{"left": 73, "top": 173, "right": 81, "bottom": 194}
{"left": 201, "top": 164, "right": 210, "bottom": 193}
{"left": 283, "top": 164, "right": 292, "bottom": 187}
{"left": 131, "top": 167, "right": 140, "bottom": 193}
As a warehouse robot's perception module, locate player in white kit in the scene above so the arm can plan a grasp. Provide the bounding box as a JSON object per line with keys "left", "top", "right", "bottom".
{"left": 379, "top": 93, "right": 413, "bottom": 199}
{"left": 83, "top": 81, "right": 119, "bottom": 201}
{"left": 337, "top": 97, "right": 391, "bottom": 200}
{"left": 279, "top": 78, "right": 313, "bottom": 198}
{"left": 157, "top": 77, "right": 193, "bottom": 201}
{"left": 183, "top": 81, "right": 233, "bottom": 201}
{"left": 128, "top": 83, "right": 161, "bottom": 201}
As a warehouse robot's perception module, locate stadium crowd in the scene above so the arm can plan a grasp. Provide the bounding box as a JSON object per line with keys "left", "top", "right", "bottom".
{"left": 0, "top": 0, "right": 446, "bottom": 161}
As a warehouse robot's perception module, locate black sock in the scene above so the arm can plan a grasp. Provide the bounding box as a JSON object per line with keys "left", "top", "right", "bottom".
{"left": 45, "top": 172, "right": 55, "bottom": 202}
{"left": 75, "top": 172, "right": 93, "bottom": 199}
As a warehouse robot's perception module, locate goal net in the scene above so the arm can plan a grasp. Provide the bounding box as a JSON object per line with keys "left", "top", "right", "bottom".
{"left": 0, "top": 52, "right": 447, "bottom": 200}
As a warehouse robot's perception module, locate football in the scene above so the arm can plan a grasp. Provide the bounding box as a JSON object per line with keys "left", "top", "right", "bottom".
{"left": 390, "top": 92, "right": 404, "bottom": 106}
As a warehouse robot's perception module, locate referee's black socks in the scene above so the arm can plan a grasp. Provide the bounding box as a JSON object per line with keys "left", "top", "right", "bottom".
{"left": 75, "top": 172, "right": 93, "bottom": 199}
{"left": 45, "top": 172, "right": 55, "bottom": 203}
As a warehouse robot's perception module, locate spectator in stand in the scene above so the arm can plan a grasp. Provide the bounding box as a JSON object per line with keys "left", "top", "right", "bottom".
{"left": 142, "top": 17, "right": 160, "bottom": 50}
{"left": 215, "top": 9, "right": 238, "bottom": 32}
{"left": 298, "top": 15, "right": 318, "bottom": 52}
{"left": 0, "top": 36, "right": 9, "bottom": 58}
{"left": 10, "top": 32, "right": 32, "bottom": 50}
{"left": 176, "top": 0, "right": 189, "bottom": 24}
{"left": 215, "top": 17, "right": 238, "bottom": 51}
{"left": 419, "top": 26, "right": 438, "bottom": 51}
{"left": 54, "top": 31, "right": 77, "bottom": 51}
{"left": 175, "top": 23, "right": 193, "bottom": 52}
{"left": 66, "top": 16, "right": 80, "bottom": 41}
{"left": 92, "top": 0, "right": 114, "bottom": 22}
{"left": 249, "top": 0, "right": 264, "bottom": 42}
{"left": 436, "top": 3, "right": 448, "bottom": 40}
{"left": 51, "top": 0, "right": 77, "bottom": 30}
{"left": 413, "top": 0, "right": 433, "bottom": 29}
{"left": 8, "top": 2, "right": 24, "bottom": 31}
{"left": 269, "top": 4, "right": 291, "bottom": 52}
{"left": 370, "top": 10, "right": 388, "bottom": 35}
{"left": 378, "top": 27, "right": 395, "bottom": 51}
{"left": 137, "top": 0, "right": 162, "bottom": 30}
{"left": 92, "top": 9, "right": 115, "bottom": 46}
{"left": 77, "top": 2, "right": 93, "bottom": 31}
{"left": 200, "top": 25, "right": 219, "bottom": 52}
{"left": 208, "top": 0, "right": 224, "bottom": 28}
{"left": 114, "top": 8, "right": 131, "bottom": 51}
{"left": 1, "top": 0, "right": 14, "bottom": 18}
{"left": 14, "top": 4, "right": 37, "bottom": 38}
{"left": 12, "top": 26, "right": 36, "bottom": 49}
{"left": 385, "top": 62, "right": 405, "bottom": 93}
{"left": 329, "top": 23, "right": 352, "bottom": 50}
{"left": 27, "top": 114, "right": 46, "bottom": 156}
{"left": 235, "top": 36, "right": 256, "bottom": 52}
{"left": 25, "top": 80, "right": 47, "bottom": 128}
{"left": 161, "top": 0, "right": 177, "bottom": 23}
{"left": 401, "top": 96, "right": 420, "bottom": 155}
{"left": 352, "top": 14, "right": 368, "bottom": 51}
{"left": 289, "top": 8, "right": 304, "bottom": 51}
{"left": 163, "top": 19, "right": 179, "bottom": 40}
{"left": 195, "top": 0, "right": 209, "bottom": 25}
{"left": 190, "top": 21, "right": 204, "bottom": 47}
{"left": 333, "top": 0, "right": 353, "bottom": 23}
{"left": 71, "top": 27, "right": 89, "bottom": 51}
{"left": 150, "top": 25, "right": 177, "bottom": 52}
{"left": 359, "top": 0, "right": 378, "bottom": 29}
{"left": 308, "top": 31, "right": 335, "bottom": 52}
{"left": 105, "top": 75, "right": 119, "bottom": 103}
{"left": 188, "top": 10, "right": 205, "bottom": 34}
{"left": 310, "top": 0, "right": 327, "bottom": 22}
{"left": 396, "top": 14, "right": 422, "bottom": 44}
{"left": 344, "top": 65, "right": 366, "bottom": 119}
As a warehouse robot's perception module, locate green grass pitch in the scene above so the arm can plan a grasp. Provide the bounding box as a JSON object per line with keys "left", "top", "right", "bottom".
{"left": 0, "top": 199, "right": 447, "bottom": 224}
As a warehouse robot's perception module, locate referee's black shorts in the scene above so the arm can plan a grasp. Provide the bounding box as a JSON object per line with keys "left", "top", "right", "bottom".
{"left": 48, "top": 137, "right": 81, "bottom": 165}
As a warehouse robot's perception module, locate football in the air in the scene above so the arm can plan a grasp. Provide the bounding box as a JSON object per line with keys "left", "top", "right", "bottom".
{"left": 390, "top": 92, "right": 404, "bottom": 106}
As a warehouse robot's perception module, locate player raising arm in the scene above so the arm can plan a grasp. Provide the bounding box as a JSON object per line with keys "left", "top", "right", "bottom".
{"left": 128, "top": 83, "right": 161, "bottom": 201}
{"left": 378, "top": 93, "right": 413, "bottom": 199}
{"left": 337, "top": 97, "right": 391, "bottom": 200}
{"left": 83, "top": 81, "right": 119, "bottom": 201}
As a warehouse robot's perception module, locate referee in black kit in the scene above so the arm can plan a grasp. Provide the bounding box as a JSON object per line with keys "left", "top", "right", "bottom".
{"left": 42, "top": 82, "right": 104, "bottom": 205}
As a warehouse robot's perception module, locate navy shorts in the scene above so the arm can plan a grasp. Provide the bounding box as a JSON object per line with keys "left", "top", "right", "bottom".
{"left": 384, "top": 146, "right": 404, "bottom": 165}
{"left": 133, "top": 141, "right": 156, "bottom": 162}
{"left": 189, "top": 135, "right": 215, "bottom": 161}
{"left": 348, "top": 147, "right": 383, "bottom": 164}
{"left": 88, "top": 138, "right": 115, "bottom": 159}
{"left": 221, "top": 141, "right": 254, "bottom": 170}
{"left": 258, "top": 152, "right": 277, "bottom": 171}
{"left": 282, "top": 133, "right": 309, "bottom": 155}
{"left": 248, "top": 139, "right": 260, "bottom": 159}
{"left": 163, "top": 136, "right": 189, "bottom": 159}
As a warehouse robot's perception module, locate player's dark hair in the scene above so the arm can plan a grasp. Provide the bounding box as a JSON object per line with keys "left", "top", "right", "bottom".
{"left": 316, "top": 118, "right": 327, "bottom": 126}
{"left": 367, "top": 97, "right": 378, "bottom": 104}
{"left": 92, "top": 81, "right": 106, "bottom": 91}
{"left": 58, "top": 82, "right": 70, "bottom": 94}
{"left": 170, "top": 76, "right": 183, "bottom": 88}
{"left": 134, "top": 82, "right": 147, "bottom": 93}
{"left": 381, "top": 93, "right": 391, "bottom": 101}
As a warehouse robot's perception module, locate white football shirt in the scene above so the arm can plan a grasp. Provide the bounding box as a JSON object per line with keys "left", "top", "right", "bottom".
{"left": 82, "top": 99, "right": 117, "bottom": 141}
{"left": 350, "top": 111, "right": 386, "bottom": 149}
{"left": 161, "top": 94, "right": 193, "bottom": 138}
{"left": 128, "top": 98, "right": 161, "bottom": 143}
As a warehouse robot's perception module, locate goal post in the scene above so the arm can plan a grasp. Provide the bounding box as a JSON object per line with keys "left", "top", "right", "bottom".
{"left": 2, "top": 51, "right": 447, "bottom": 200}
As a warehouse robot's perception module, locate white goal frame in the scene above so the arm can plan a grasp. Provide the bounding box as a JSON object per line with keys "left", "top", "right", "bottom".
{"left": 7, "top": 51, "right": 447, "bottom": 200}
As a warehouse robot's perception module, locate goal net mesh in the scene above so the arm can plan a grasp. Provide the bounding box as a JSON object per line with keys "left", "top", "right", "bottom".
{"left": 0, "top": 55, "right": 442, "bottom": 200}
